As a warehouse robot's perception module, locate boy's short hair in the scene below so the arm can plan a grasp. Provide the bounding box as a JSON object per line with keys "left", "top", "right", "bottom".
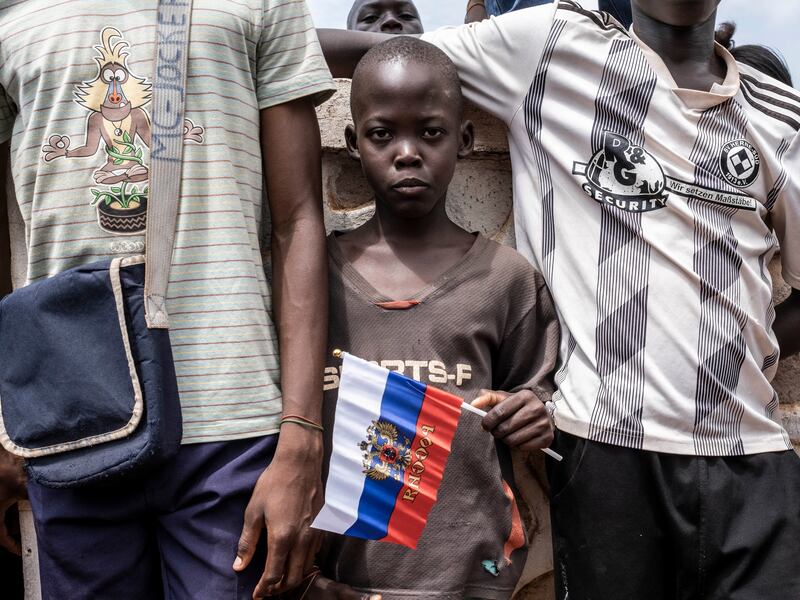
{"left": 351, "top": 37, "right": 464, "bottom": 120}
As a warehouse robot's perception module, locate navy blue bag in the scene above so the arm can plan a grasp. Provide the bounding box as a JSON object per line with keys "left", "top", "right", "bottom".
{"left": 0, "top": 259, "right": 181, "bottom": 487}
{"left": 0, "top": 0, "right": 193, "bottom": 488}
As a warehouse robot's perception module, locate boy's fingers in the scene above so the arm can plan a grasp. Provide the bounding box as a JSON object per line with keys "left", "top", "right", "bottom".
{"left": 501, "top": 418, "right": 554, "bottom": 450}
{"left": 517, "top": 435, "right": 556, "bottom": 453}
{"left": 481, "top": 392, "right": 528, "bottom": 431}
{"left": 254, "top": 527, "right": 292, "bottom": 597}
{"left": 302, "top": 539, "right": 317, "bottom": 578}
{"left": 233, "top": 507, "right": 262, "bottom": 571}
{"left": 491, "top": 405, "right": 540, "bottom": 438}
{"left": 471, "top": 389, "right": 508, "bottom": 411}
{"left": 278, "top": 528, "right": 316, "bottom": 592}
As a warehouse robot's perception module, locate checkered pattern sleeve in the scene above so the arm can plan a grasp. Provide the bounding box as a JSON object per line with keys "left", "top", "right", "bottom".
{"left": 256, "top": 0, "right": 336, "bottom": 110}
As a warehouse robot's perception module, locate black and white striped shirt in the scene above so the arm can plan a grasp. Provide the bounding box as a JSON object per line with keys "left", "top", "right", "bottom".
{"left": 423, "top": 0, "right": 799, "bottom": 455}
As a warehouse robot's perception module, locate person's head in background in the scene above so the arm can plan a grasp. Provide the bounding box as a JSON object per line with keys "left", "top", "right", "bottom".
{"left": 716, "top": 22, "right": 793, "bottom": 86}
{"left": 347, "top": 0, "right": 424, "bottom": 34}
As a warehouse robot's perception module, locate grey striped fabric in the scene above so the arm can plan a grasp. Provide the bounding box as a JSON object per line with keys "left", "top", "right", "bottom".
{"left": 0, "top": 0, "right": 336, "bottom": 444}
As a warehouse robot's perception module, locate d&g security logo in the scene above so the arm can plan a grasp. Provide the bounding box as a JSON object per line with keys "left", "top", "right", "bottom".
{"left": 572, "top": 132, "right": 758, "bottom": 213}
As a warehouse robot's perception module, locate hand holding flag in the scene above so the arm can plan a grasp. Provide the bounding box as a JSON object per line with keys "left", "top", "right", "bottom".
{"left": 312, "top": 352, "right": 462, "bottom": 549}
{"left": 312, "top": 352, "right": 561, "bottom": 550}
{"left": 471, "top": 389, "right": 557, "bottom": 454}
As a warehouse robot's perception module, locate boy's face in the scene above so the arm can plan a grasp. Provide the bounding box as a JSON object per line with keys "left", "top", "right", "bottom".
{"left": 633, "top": 0, "right": 721, "bottom": 27}
{"left": 347, "top": 61, "right": 472, "bottom": 221}
{"left": 348, "top": 0, "right": 423, "bottom": 34}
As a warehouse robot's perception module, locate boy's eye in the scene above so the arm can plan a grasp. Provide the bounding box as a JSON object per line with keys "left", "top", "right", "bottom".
{"left": 361, "top": 14, "right": 378, "bottom": 24}
{"left": 422, "top": 128, "right": 445, "bottom": 140}
{"left": 400, "top": 13, "right": 418, "bottom": 21}
{"left": 369, "top": 129, "right": 392, "bottom": 141}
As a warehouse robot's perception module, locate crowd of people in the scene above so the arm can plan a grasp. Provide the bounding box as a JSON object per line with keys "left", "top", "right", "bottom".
{"left": 0, "top": 1, "right": 798, "bottom": 599}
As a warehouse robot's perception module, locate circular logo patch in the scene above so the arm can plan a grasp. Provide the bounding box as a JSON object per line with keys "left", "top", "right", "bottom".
{"left": 720, "top": 140, "right": 760, "bottom": 188}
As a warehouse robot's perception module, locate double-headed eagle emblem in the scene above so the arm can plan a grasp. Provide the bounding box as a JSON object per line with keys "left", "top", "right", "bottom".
{"left": 360, "top": 420, "right": 412, "bottom": 482}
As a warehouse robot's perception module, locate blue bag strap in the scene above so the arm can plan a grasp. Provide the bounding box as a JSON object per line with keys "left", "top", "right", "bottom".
{"left": 144, "top": 0, "right": 194, "bottom": 329}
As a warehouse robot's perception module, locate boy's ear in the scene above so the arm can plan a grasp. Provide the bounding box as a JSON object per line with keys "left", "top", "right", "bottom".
{"left": 345, "top": 124, "right": 360, "bottom": 160}
{"left": 457, "top": 120, "right": 475, "bottom": 159}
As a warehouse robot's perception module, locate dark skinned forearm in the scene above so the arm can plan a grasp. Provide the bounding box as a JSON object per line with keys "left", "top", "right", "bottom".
{"left": 465, "top": 4, "right": 487, "bottom": 23}
{"left": 234, "top": 97, "right": 329, "bottom": 598}
{"left": 774, "top": 288, "right": 800, "bottom": 358}
{"left": 318, "top": 28, "right": 399, "bottom": 78}
{"left": 264, "top": 100, "right": 328, "bottom": 446}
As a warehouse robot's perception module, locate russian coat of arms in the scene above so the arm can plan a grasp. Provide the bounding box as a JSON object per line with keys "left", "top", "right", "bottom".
{"left": 360, "top": 420, "right": 412, "bottom": 482}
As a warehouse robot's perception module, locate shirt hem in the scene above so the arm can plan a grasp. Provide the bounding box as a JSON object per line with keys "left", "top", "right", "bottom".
{"left": 257, "top": 79, "right": 337, "bottom": 110}
{"left": 180, "top": 426, "right": 280, "bottom": 446}
{"left": 554, "top": 413, "right": 793, "bottom": 456}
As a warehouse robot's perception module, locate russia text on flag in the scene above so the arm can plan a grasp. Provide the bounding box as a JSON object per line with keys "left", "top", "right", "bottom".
{"left": 312, "top": 353, "right": 463, "bottom": 549}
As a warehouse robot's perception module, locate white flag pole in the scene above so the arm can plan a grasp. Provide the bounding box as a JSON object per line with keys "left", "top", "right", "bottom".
{"left": 462, "top": 402, "right": 563, "bottom": 462}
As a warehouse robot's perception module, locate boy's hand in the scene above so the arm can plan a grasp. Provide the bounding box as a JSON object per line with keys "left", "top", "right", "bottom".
{"left": 234, "top": 427, "right": 324, "bottom": 598}
{"left": 0, "top": 448, "right": 26, "bottom": 555}
{"left": 472, "top": 390, "right": 554, "bottom": 452}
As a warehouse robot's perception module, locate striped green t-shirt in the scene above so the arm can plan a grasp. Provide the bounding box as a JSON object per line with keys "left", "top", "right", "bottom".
{"left": 0, "top": 0, "right": 336, "bottom": 444}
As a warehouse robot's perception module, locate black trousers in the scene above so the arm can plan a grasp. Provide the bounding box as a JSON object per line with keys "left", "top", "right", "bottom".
{"left": 547, "top": 430, "right": 800, "bottom": 600}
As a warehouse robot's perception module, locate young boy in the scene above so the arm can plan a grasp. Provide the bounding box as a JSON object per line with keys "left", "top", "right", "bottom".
{"left": 314, "top": 36, "right": 560, "bottom": 600}
{"left": 347, "top": 0, "right": 424, "bottom": 34}
{"left": 320, "top": 0, "right": 800, "bottom": 597}
{"left": 0, "top": 2, "right": 335, "bottom": 598}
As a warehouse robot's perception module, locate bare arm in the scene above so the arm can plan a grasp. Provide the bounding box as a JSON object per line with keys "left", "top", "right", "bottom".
{"left": 465, "top": 0, "right": 488, "bottom": 23}
{"left": 317, "top": 29, "right": 397, "bottom": 78}
{"left": 234, "top": 97, "right": 329, "bottom": 598}
{"left": 774, "top": 288, "right": 800, "bottom": 358}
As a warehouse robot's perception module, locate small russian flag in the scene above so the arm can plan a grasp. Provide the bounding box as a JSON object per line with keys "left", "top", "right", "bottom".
{"left": 312, "top": 352, "right": 463, "bottom": 549}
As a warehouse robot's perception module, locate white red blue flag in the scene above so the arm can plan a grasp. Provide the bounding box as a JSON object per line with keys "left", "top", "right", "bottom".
{"left": 312, "top": 352, "right": 463, "bottom": 549}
